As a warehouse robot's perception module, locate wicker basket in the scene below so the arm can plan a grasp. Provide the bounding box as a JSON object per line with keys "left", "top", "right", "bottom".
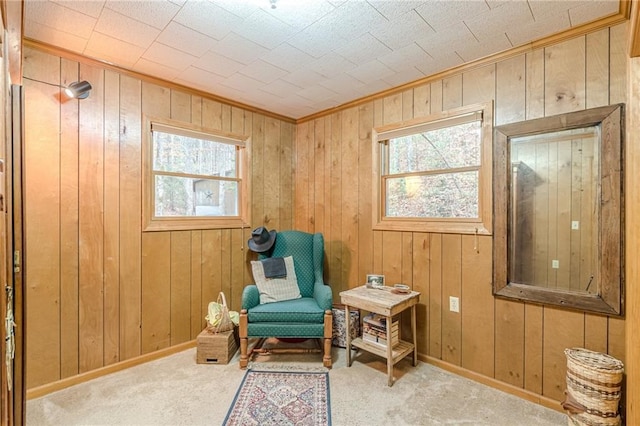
{"left": 563, "top": 348, "right": 624, "bottom": 426}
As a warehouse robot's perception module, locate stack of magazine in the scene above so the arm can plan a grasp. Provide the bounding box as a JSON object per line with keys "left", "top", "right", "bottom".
{"left": 362, "top": 313, "right": 399, "bottom": 348}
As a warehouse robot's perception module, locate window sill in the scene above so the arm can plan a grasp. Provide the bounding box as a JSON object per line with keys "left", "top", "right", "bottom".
{"left": 143, "top": 217, "right": 249, "bottom": 232}
{"left": 372, "top": 218, "right": 491, "bottom": 235}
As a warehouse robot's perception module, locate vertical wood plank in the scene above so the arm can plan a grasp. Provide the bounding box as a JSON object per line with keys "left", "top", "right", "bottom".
{"left": 201, "top": 230, "right": 222, "bottom": 318}
{"left": 608, "top": 23, "right": 627, "bottom": 105}
{"left": 221, "top": 104, "right": 232, "bottom": 132}
{"left": 78, "top": 64, "right": 105, "bottom": 374}
{"left": 626, "top": 54, "right": 640, "bottom": 426}
{"left": 230, "top": 229, "right": 244, "bottom": 312}
{"left": 313, "top": 117, "right": 325, "bottom": 235}
{"left": 280, "top": 120, "right": 293, "bottom": 231}
{"left": 294, "top": 120, "right": 311, "bottom": 231}
{"left": 526, "top": 49, "right": 545, "bottom": 119}
{"left": 584, "top": 314, "right": 608, "bottom": 353}
{"left": 401, "top": 232, "right": 413, "bottom": 286}
{"left": 341, "top": 107, "right": 359, "bottom": 287}
{"left": 170, "top": 231, "right": 191, "bottom": 345}
{"left": 191, "top": 96, "right": 202, "bottom": 126}
{"left": 441, "top": 234, "right": 462, "bottom": 365}
{"left": 24, "top": 76, "right": 61, "bottom": 388}
{"left": 170, "top": 90, "right": 191, "bottom": 122}
{"left": 608, "top": 316, "right": 625, "bottom": 363}
{"left": 251, "top": 113, "right": 265, "bottom": 227}
{"left": 430, "top": 80, "right": 443, "bottom": 114}
{"left": 383, "top": 93, "right": 402, "bottom": 124}
{"left": 524, "top": 304, "right": 544, "bottom": 394}
{"left": 412, "top": 233, "right": 430, "bottom": 356}
{"left": 358, "top": 103, "right": 374, "bottom": 285}
{"left": 402, "top": 89, "right": 413, "bottom": 120}
{"left": 264, "top": 117, "right": 281, "bottom": 229}
{"left": 462, "top": 64, "right": 495, "bottom": 106}
{"left": 329, "top": 112, "right": 343, "bottom": 294}
{"left": 442, "top": 74, "right": 462, "bottom": 110}
{"left": 399, "top": 232, "right": 413, "bottom": 341}
{"left": 495, "top": 299, "right": 525, "bottom": 387}
{"left": 429, "top": 233, "right": 442, "bottom": 359}
{"left": 382, "top": 231, "right": 402, "bottom": 284}
{"left": 460, "top": 235, "right": 494, "bottom": 377}
{"left": 496, "top": 55, "right": 526, "bottom": 125}
{"left": 119, "top": 75, "right": 142, "bottom": 360}
{"left": 202, "top": 99, "right": 222, "bottom": 130}
{"left": 413, "top": 84, "right": 430, "bottom": 118}
{"left": 141, "top": 232, "right": 171, "bottom": 354}
{"left": 190, "top": 230, "right": 203, "bottom": 337}
{"left": 142, "top": 81, "right": 171, "bottom": 119}
{"left": 220, "top": 230, "right": 232, "bottom": 307}
{"left": 543, "top": 307, "right": 584, "bottom": 401}
{"left": 103, "top": 69, "right": 120, "bottom": 366}
{"left": 544, "top": 37, "right": 586, "bottom": 116}
{"left": 586, "top": 28, "right": 610, "bottom": 108}
{"left": 59, "top": 59, "right": 80, "bottom": 379}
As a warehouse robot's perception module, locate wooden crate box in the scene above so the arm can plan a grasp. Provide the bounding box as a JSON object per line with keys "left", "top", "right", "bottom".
{"left": 196, "top": 328, "right": 238, "bottom": 364}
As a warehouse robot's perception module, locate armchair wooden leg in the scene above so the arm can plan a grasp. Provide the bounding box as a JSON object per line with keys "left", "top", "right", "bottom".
{"left": 239, "top": 309, "right": 248, "bottom": 369}
{"left": 323, "top": 310, "right": 333, "bottom": 369}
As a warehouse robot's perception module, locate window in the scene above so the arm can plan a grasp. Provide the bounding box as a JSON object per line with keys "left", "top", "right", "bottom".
{"left": 372, "top": 102, "right": 493, "bottom": 234}
{"left": 143, "top": 117, "right": 250, "bottom": 231}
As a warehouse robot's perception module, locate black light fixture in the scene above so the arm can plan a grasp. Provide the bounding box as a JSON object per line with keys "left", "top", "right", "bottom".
{"left": 64, "top": 80, "right": 92, "bottom": 99}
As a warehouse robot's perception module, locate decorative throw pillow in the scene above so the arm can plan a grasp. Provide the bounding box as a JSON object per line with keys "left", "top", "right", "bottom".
{"left": 251, "top": 256, "right": 301, "bottom": 304}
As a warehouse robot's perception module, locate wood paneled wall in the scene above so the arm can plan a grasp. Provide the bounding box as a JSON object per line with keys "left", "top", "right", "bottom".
{"left": 22, "top": 46, "right": 294, "bottom": 389}
{"left": 22, "top": 23, "right": 628, "bottom": 406}
{"left": 294, "top": 24, "right": 627, "bottom": 403}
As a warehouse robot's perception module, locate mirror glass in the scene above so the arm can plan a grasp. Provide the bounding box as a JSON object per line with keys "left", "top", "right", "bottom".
{"left": 510, "top": 127, "right": 598, "bottom": 294}
{"left": 493, "top": 105, "right": 623, "bottom": 315}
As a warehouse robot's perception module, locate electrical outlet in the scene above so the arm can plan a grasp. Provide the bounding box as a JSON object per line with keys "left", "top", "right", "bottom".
{"left": 449, "top": 296, "right": 460, "bottom": 313}
{"left": 572, "top": 221, "right": 580, "bottom": 230}
{"left": 552, "top": 260, "right": 559, "bottom": 269}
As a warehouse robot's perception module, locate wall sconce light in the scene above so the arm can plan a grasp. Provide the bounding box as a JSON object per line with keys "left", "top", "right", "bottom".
{"left": 64, "top": 81, "right": 92, "bottom": 99}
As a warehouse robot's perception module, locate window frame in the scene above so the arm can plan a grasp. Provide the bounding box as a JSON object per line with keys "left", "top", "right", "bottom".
{"left": 142, "top": 116, "right": 251, "bottom": 231}
{"left": 372, "top": 102, "right": 493, "bottom": 235}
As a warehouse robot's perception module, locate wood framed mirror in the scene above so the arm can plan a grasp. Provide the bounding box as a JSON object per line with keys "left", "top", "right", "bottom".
{"left": 493, "top": 104, "right": 623, "bottom": 315}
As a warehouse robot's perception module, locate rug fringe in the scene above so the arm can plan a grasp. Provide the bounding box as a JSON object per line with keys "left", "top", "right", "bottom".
{"left": 247, "top": 362, "right": 329, "bottom": 373}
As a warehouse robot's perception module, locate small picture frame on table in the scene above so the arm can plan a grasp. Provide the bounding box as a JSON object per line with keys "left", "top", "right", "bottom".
{"left": 366, "top": 274, "right": 385, "bottom": 288}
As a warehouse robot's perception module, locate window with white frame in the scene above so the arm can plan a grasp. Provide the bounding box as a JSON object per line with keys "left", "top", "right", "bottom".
{"left": 372, "top": 102, "right": 493, "bottom": 234}
{"left": 143, "top": 118, "right": 250, "bottom": 231}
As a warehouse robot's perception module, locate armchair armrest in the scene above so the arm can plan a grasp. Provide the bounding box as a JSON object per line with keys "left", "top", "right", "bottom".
{"left": 242, "top": 285, "right": 260, "bottom": 310}
{"left": 313, "top": 281, "right": 333, "bottom": 311}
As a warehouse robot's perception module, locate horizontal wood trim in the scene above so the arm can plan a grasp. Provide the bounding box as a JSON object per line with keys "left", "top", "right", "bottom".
{"left": 298, "top": 11, "right": 629, "bottom": 123}
{"left": 418, "top": 354, "right": 565, "bottom": 413}
{"left": 22, "top": 39, "right": 295, "bottom": 124}
{"left": 26, "top": 340, "right": 196, "bottom": 400}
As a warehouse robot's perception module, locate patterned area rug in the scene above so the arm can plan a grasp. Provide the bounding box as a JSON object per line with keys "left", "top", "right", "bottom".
{"left": 223, "top": 370, "right": 331, "bottom": 426}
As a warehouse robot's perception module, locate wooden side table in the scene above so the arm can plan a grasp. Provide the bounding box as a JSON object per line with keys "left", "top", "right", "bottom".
{"left": 339, "top": 285, "right": 420, "bottom": 386}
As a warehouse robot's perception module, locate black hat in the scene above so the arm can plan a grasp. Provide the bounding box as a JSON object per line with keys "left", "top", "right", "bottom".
{"left": 248, "top": 227, "right": 276, "bottom": 253}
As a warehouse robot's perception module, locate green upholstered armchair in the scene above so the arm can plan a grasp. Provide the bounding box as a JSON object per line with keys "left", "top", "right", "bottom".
{"left": 239, "top": 230, "right": 333, "bottom": 368}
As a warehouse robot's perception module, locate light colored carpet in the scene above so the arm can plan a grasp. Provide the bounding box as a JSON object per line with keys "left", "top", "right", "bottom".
{"left": 27, "top": 341, "right": 567, "bottom": 425}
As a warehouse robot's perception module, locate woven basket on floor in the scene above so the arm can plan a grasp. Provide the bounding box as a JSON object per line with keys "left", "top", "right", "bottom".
{"left": 563, "top": 348, "right": 624, "bottom": 426}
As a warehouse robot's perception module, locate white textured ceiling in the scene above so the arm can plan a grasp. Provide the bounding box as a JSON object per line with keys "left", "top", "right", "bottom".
{"left": 24, "top": 0, "right": 620, "bottom": 119}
